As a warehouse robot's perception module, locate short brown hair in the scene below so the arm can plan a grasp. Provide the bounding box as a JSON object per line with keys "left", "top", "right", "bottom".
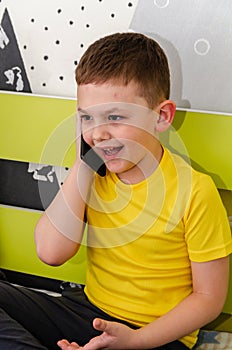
{"left": 75, "top": 32, "right": 170, "bottom": 108}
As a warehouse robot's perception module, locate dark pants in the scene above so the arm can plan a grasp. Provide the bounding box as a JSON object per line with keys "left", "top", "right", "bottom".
{"left": 0, "top": 281, "right": 189, "bottom": 349}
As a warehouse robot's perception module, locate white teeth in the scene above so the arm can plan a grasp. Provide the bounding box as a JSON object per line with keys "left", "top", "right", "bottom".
{"left": 104, "top": 148, "right": 115, "bottom": 155}
{"left": 103, "top": 146, "right": 122, "bottom": 155}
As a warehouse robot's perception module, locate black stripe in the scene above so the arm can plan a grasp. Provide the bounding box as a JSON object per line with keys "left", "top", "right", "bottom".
{"left": 0, "top": 158, "right": 60, "bottom": 210}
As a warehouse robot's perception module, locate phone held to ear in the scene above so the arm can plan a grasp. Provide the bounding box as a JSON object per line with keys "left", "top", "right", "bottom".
{"left": 80, "top": 135, "right": 106, "bottom": 177}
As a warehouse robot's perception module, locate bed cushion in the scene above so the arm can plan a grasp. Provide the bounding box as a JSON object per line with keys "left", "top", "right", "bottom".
{"left": 194, "top": 330, "right": 232, "bottom": 349}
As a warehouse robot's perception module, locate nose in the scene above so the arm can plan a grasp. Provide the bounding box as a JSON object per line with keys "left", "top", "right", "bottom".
{"left": 92, "top": 124, "right": 111, "bottom": 144}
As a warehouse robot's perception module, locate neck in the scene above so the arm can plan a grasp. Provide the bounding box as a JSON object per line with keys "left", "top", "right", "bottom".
{"left": 118, "top": 144, "right": 163, "bottom": 185}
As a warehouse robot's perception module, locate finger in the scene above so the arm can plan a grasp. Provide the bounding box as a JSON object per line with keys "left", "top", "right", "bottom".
{"left": 92, "top": 318, "right": 108, "bottom": 332}
{"left": 57, "top": 339, "right": 70, "bottom": 349}
{"left": 57, "top": 339, "right": 81, "bottom": 349}
{"left": 70, "top": 342, "right": 81, "bottom": 348}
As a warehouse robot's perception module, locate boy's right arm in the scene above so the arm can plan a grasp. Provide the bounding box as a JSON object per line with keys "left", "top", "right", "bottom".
{"left": 34, "top": 157, "right": 93, "bottom": 266}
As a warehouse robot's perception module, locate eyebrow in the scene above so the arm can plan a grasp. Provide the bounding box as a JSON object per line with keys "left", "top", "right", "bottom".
{"left": 77, "top": 106, "right": 125, "bottom": 116}
{"left": 77, "top": 107, "right": 89, "bottom": 114}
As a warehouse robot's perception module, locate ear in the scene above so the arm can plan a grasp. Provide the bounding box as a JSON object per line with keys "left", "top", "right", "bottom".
{"left": 155, "top": 100, "right": 176, "bottom": 133}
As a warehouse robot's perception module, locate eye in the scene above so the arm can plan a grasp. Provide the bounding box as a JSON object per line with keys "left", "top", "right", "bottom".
{"left": 108, "top": 115, "right": 124, "bottom": 122}
{"left": 80, "top": 114, "right": 93, "bottom": 122}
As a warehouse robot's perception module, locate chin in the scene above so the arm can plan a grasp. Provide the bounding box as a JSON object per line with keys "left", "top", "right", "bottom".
{"left": 106, "top": 159, "right": 134, "bottom": 175}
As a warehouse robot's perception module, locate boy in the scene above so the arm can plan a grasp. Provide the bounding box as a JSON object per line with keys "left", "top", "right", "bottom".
{"left": 0, "top": 32, "right": 231, "bottom": 350}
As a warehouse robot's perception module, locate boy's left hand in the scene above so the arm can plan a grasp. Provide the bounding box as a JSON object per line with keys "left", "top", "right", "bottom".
{"left": 57, "top": 318, "right": 136, "bottom": 350}
{"left": 57, "top": 339, "right": 81, "bottom": 349}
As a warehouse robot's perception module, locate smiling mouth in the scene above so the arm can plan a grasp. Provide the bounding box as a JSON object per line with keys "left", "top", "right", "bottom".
{"left": 101, "top": 146, "right": 124, "bottom": 157}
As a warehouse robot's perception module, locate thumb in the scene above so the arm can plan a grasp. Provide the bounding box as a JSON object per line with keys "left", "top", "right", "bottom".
{"left": 93, "top": 318, "right": 111, "bottom": 333}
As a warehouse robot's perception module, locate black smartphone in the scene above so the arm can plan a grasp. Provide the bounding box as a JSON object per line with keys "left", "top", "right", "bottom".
{"left": 80, "top": 135, "right": 106, "bottom": 177}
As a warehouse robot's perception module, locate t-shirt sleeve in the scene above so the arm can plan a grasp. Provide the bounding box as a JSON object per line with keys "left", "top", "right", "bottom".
{"left": 184, "top": 173, "right": 232, "bottom": 262}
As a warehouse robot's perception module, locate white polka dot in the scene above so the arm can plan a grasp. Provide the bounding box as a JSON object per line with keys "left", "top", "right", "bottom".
{"left": 154, "top": 0, "right": 170, "bottom": 9}
{"left": 194, "top": 38, "right": 210, "bottom": 56}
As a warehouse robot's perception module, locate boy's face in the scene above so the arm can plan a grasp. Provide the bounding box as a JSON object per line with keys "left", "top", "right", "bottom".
{"left": 77, "top": 80, "right": 163, "bottom": 183}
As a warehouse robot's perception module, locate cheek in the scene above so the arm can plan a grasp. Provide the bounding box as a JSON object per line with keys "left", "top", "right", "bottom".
{"left": 82, "top": 130, "right": 92, "bottom": 146}
{"left": 123, "top": 138, "right": 147, "bottom": 156}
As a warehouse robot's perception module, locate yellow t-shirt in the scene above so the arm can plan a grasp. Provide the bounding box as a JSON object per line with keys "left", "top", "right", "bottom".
{"left": 84, "top": 147, "right": 232, "bottom": 348}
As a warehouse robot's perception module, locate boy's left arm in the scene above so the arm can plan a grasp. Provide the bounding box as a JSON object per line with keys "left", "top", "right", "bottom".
{"left": 58, "top": 256, "right": 230, "bottom": 350}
